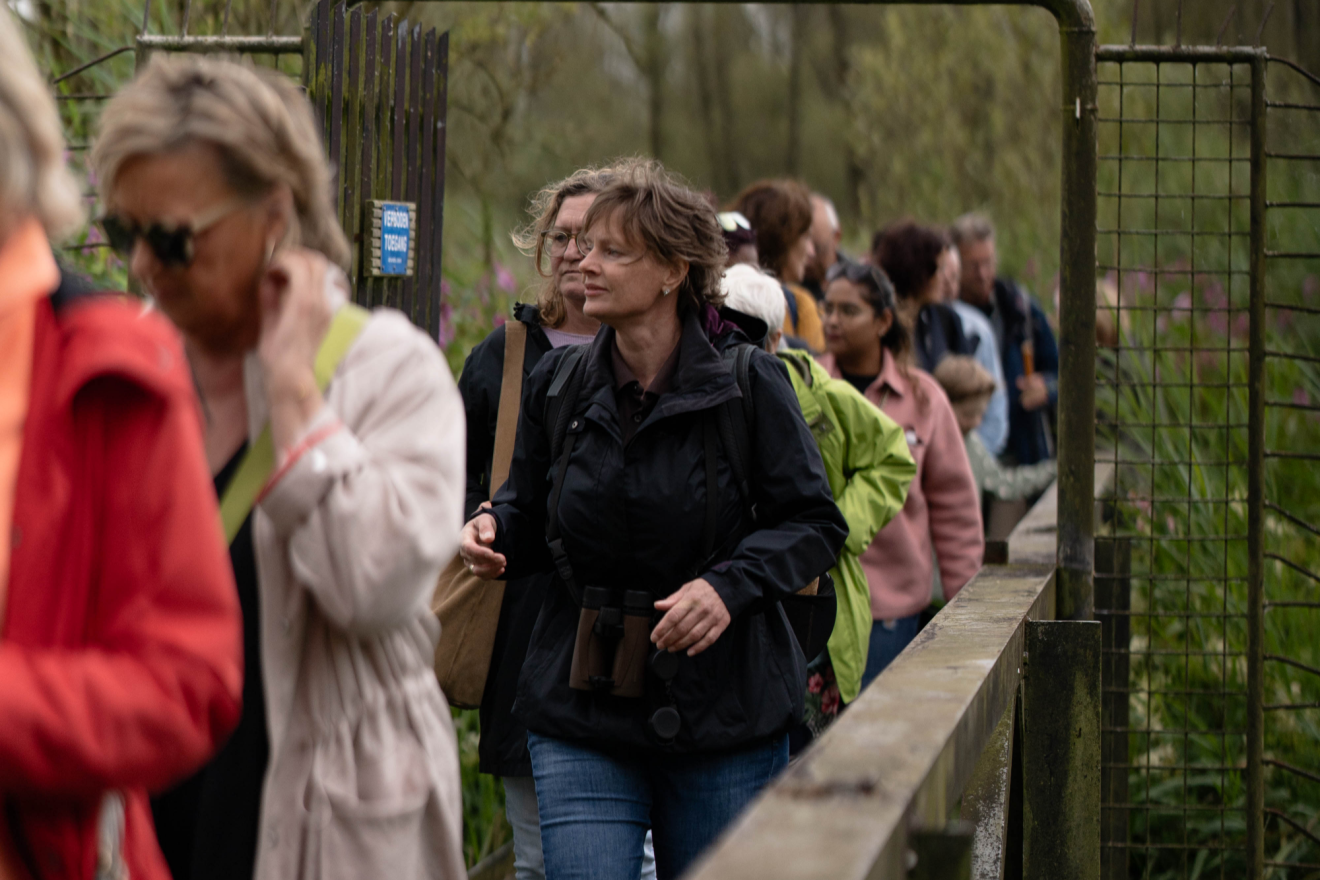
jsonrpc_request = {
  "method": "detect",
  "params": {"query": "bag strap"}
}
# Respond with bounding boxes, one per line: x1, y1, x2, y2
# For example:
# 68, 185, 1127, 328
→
543, 344, 590, 605
218, 303, 371, 544
489, 319, 527, 499
716, 343, 757, 522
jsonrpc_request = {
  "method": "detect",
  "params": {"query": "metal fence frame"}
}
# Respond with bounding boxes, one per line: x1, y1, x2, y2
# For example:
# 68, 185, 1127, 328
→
1092, 43, 1320, 880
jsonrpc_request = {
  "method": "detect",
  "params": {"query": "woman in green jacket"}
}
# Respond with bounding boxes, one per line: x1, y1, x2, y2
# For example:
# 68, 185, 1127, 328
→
721, 264, 915, 740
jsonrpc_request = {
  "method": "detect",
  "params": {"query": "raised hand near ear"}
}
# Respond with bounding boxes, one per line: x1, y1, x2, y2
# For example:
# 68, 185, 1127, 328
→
258, 247, 335, 453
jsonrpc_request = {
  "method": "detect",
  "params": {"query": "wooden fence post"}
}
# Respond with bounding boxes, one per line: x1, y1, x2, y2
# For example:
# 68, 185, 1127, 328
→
1022, 620, 1101, 880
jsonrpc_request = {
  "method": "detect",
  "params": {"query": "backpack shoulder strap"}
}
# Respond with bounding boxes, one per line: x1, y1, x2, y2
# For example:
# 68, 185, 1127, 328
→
543, 344, 590, 605
716, 343, 756, 520
218, 303, 370, 544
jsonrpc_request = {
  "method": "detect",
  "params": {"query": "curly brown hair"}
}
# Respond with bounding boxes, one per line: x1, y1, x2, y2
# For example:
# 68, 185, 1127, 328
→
871, 221, 950, 302
731, 179, 812, 280
510, 163, 621, 328
580, 159, 727, 318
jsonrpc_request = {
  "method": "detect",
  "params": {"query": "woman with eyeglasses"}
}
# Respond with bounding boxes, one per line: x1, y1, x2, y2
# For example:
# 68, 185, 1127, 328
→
92, 56, 466, 880
459, 160, 846, 880
456, 165, 657, 880
818, 261, 983, 687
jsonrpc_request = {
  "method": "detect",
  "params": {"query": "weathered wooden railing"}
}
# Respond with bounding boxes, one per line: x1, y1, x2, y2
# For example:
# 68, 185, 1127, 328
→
683, 465, 1115, 880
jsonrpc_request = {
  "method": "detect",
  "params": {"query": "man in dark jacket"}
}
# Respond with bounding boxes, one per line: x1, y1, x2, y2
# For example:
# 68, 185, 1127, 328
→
953, 213, 1058, 466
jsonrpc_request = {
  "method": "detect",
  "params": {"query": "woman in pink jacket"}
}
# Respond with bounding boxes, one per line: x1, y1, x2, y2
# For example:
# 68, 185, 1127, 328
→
818, 261, 983, 687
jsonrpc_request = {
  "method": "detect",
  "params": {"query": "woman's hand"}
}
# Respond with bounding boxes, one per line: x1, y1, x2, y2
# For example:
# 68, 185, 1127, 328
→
651, 578, 730, 657
459, 513, 507, 579
258, 247, 334, 452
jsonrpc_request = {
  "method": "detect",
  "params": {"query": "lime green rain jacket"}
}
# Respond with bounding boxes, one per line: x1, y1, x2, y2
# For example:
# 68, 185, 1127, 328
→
778, 350, 917, 703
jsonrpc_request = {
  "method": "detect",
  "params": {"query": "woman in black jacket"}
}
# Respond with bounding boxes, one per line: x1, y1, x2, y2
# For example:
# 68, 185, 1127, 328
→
458, 166, 639, 880
460, 159, 846, 880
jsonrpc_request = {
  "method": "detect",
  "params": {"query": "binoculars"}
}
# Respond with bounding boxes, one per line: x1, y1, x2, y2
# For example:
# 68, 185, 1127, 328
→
570, 587, 653, 697
569, 587, 683, 741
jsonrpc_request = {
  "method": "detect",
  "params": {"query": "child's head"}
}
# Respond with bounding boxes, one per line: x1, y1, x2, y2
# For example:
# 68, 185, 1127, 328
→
933, 355, 997, 435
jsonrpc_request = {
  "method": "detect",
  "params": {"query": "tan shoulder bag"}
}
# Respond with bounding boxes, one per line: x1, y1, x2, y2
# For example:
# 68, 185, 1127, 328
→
432, 320, 527, 708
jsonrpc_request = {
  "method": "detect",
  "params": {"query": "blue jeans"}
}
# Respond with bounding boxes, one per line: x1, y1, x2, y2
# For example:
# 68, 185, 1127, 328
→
527, 732, 788, 880
503, 775, 656, 880
860, 614, 922, 689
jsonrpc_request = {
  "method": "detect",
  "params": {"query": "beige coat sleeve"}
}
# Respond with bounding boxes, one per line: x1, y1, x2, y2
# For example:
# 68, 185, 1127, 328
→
259, 310, 465, 636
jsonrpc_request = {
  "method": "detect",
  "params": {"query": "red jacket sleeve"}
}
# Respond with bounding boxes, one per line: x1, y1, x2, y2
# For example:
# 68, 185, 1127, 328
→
921, 378, 985, 599
0, 377, 243, 797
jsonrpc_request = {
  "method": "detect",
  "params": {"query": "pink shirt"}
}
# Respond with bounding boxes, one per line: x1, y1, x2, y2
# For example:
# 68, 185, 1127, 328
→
820, 350, 983, 620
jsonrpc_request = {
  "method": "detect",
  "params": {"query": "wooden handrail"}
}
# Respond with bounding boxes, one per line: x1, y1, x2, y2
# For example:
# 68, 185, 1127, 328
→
682, 464, 1115, 880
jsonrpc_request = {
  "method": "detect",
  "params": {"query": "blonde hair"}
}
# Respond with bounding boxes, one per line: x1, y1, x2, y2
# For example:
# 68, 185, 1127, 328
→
720, 263, 785, 350
933, 355, 997, 426
511, 163, 620, 329
0, 6, 84, 241
92, 54, 349, 268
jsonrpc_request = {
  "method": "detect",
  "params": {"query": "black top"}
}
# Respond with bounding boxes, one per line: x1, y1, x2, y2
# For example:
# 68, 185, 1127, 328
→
839, 370, 879, 399
911, 302, 972, 373
490, 310, 847, 753
151, 444, 269, 880
457, 303, 556, 777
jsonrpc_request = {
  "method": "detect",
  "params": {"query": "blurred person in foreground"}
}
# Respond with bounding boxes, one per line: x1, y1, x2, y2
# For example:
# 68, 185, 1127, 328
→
872, 221, 972, 373
720, 263, 914, 745
941, 239, 1008, 456
0, 9, 242, 880
801, 193, 843, 302
460, 160, 846, 879
818, 261, 983, 687
459, 165, 656, 880
933, 356, 1056, 512
732, 179, 826, 351
93, 55, 466, 880
952, 213, 1058, 466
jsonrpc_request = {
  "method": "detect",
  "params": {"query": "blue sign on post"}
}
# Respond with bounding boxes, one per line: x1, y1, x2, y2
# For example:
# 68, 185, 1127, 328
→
365, 200, 416, 277
380, 203, 412, 275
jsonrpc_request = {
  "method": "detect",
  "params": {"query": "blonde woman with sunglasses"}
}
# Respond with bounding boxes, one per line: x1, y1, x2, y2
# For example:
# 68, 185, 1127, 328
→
93, 56, 466, 880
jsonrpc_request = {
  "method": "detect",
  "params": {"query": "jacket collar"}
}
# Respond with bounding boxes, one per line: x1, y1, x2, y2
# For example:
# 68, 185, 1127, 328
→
513, 301, 543, 327
819, 348, 907, 402
578, 309, 744, 435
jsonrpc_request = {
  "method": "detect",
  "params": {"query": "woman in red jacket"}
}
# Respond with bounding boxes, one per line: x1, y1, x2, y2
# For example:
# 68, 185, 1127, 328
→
0, 9, 243, 880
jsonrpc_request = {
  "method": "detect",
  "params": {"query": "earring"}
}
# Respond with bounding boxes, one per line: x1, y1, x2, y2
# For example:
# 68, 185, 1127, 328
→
662, 287, 671, 296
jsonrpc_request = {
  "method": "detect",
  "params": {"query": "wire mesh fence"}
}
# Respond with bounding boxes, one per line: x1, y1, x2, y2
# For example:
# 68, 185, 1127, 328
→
1258, 54, 1320, 880
1094, 44, 1320, 880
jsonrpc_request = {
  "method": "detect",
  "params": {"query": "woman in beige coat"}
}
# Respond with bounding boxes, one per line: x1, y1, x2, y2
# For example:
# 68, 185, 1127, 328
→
91, 57, 466, 880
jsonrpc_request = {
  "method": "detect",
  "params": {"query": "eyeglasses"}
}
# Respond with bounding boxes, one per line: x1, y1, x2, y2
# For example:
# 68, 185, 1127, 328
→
99, 198, 246, 269
541, 228, 586, 258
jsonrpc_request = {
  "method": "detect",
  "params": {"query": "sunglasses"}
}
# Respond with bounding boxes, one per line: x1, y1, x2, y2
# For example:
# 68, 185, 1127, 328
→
99, 198, 245, 268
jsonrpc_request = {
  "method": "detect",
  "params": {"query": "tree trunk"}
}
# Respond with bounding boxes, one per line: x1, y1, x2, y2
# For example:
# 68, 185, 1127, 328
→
643, 4, 666, 161
712, 6, 741, 193
786, 5, 806, 175
690, 7, 727, 194
827, 5, 863, 221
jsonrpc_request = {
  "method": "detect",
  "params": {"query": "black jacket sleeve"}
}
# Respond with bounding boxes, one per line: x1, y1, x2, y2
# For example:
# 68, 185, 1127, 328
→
701, 350, 848, 619
457, 325, 507, 519
486, 347, 563, 580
